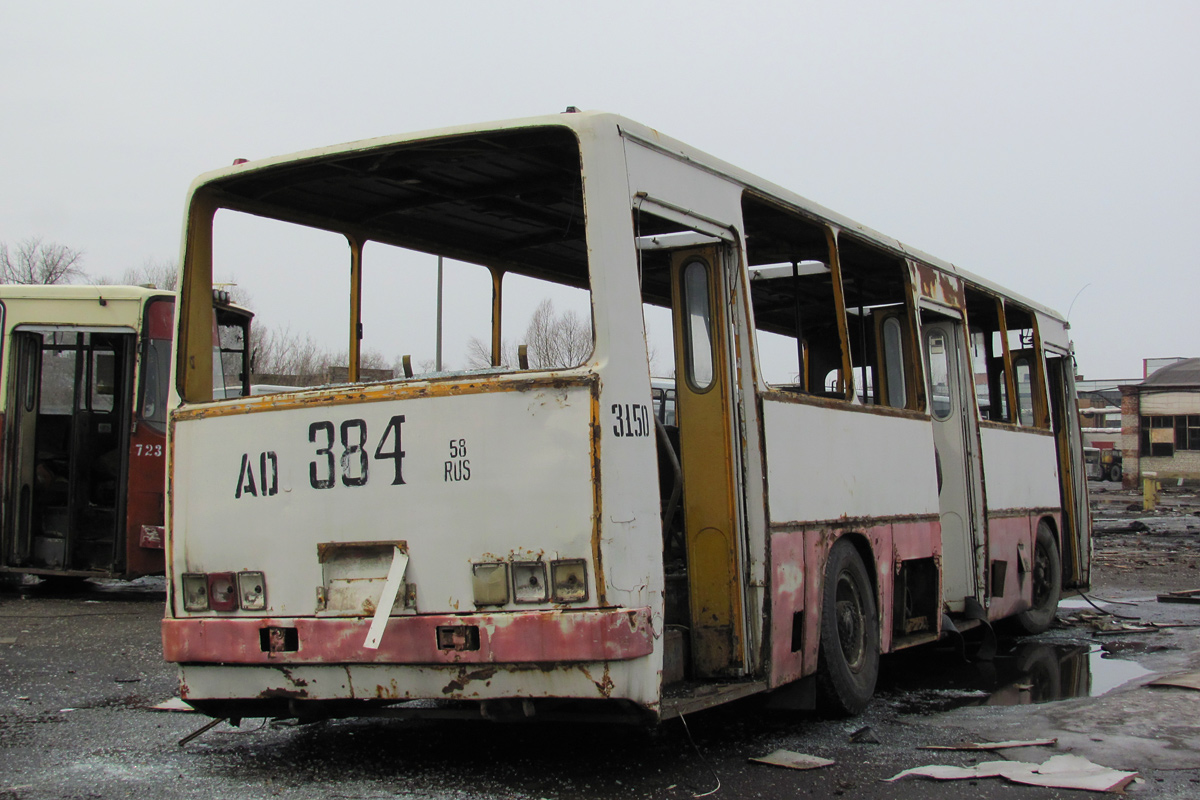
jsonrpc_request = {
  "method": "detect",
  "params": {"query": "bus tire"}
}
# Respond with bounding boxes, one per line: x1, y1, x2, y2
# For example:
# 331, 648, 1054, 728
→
817, 539, 879, 716
1013, 521, 1061, 635
1109, 464, 1122, 482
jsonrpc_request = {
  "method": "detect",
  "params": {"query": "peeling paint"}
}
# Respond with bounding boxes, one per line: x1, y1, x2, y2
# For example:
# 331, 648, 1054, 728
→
442, 666, 498, 695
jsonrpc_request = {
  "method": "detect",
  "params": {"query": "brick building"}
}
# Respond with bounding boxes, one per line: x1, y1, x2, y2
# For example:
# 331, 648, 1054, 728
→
1120, 358, 1200, 487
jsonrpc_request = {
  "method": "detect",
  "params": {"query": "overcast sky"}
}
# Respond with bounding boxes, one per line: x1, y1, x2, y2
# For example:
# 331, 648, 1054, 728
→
1, 1, 1195, 380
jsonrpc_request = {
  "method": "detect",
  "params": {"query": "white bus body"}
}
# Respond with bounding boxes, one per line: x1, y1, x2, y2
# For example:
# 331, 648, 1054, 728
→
163, 112, 1090, 722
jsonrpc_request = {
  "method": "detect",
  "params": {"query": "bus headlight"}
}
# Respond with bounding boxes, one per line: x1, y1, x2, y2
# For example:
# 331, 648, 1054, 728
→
551, 559, 588, 602
182, 573, 210, 611
472, 563, 509, 606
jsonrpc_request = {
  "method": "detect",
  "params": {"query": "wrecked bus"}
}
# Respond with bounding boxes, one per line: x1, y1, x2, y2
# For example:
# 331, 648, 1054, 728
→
0, 285, 251, 583
162, 111, 1091, 723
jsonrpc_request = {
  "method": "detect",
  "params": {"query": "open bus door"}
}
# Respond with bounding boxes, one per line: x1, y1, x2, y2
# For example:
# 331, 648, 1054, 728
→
3, 328, 135, 575
921, 313, 987, 614
668, 245, 748, 679
1046, 354, 1091, 587
7, 332, 41, 567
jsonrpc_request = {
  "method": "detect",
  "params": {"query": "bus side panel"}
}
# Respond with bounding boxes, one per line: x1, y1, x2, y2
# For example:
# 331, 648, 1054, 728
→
761, 399, 940, 524
122, 422, 165, 576
978, 426, 1062, 620
978, 427, 1061, 510
768, 530, 806, 687
983, 513, 1035, 619
762, 399, 941, 685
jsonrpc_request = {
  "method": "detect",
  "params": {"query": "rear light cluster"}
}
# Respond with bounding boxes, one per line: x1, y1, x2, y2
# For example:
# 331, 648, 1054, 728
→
182, 571, 266, 612
472, 559, 588, 607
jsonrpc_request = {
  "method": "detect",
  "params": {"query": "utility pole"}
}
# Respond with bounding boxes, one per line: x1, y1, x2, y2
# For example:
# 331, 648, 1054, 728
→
435, 255, 443, 372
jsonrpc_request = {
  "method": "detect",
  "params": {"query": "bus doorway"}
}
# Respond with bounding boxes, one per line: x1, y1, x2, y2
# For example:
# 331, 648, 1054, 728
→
921, 314, 986, 613
668, 246, 747, 679
1046, 353, 1091, 586
5, 328, 135, 575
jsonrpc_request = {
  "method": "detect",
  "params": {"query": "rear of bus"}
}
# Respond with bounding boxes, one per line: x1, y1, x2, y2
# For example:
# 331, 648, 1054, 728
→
162, 118, 663, 721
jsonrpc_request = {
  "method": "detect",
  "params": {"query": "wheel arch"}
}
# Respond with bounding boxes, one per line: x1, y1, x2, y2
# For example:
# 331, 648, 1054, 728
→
1038, 513, 1061, 553
834, 530, 879, 599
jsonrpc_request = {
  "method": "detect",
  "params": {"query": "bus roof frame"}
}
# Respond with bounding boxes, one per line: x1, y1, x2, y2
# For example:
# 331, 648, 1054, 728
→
182, 110, 1070, 336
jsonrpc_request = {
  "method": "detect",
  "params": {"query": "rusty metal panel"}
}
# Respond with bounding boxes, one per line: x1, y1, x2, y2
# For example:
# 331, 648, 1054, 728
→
909, 260, 966, 311
163, 606, 655, 665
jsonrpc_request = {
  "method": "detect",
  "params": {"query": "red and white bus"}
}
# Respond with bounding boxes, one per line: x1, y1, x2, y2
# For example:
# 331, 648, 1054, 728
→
162, 111, 1090, 722
0, 285, 250, 582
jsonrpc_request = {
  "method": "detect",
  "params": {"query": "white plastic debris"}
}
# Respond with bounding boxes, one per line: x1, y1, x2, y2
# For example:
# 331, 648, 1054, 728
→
149, 697, 197, 712
749, 749, 835, 770
920, 738, 1058, 751
888, 754, 1136, 793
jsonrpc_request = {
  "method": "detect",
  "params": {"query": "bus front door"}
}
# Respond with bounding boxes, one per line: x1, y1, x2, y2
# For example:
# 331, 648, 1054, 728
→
669, 246, 747, 678
3, 330, 135, 576
922, 315, 987, 614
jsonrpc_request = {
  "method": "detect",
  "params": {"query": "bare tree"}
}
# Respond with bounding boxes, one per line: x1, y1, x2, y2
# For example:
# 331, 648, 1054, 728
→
464, 298, 592, 370
0, 237, 85, 284
523, 298, 591, 369
465, 335, 505, 369
119, 258, 179, 290
250, 325, 334, 385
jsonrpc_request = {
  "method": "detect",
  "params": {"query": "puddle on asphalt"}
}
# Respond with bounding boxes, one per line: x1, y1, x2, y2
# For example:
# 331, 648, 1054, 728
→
880, 642, 1153, 715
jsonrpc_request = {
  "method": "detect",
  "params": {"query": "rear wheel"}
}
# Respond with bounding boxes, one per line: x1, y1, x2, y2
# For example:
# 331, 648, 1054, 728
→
817, 539, 879, 715
1013, 521, 1061, 634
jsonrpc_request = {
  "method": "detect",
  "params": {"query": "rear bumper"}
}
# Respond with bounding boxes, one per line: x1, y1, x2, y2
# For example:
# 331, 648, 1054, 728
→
163, 606, 655, 665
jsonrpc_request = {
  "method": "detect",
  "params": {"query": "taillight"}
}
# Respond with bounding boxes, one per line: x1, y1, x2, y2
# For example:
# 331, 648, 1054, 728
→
472, 558, 590, 606
207, 572, 237, 611
238, 571, 267, 610
181, 573, 209, 611
512, 561, 548, 604
551, 559, 588, 602
181, 570, 268, 612
471, 563, 509, 606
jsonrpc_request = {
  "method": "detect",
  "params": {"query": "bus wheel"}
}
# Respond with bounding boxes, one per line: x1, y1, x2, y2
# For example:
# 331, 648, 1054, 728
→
817, 539, 879, 716
1109, 464, 1122, 482
1013, 521, 1062, 635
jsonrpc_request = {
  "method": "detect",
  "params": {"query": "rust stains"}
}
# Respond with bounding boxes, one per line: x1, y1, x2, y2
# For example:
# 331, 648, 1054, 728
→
278, 667, 308, 687
172, 373, 599, 421
910, 261, 965, 310
441, 666, 498, 695
578, 664, 614, 698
